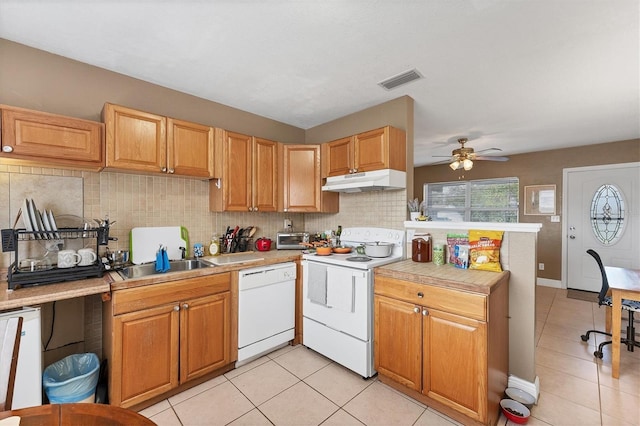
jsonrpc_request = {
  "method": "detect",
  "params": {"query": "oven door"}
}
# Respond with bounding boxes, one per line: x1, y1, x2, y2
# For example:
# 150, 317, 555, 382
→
302, 260, 371, 341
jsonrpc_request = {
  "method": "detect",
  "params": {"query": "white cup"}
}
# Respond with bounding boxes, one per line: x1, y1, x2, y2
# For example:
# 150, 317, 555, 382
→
78, 248, 98, 266
57, 250, 81, 268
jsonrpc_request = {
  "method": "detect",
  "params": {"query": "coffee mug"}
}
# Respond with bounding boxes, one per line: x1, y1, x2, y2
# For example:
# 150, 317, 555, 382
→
78, 248, 98, 266
58, 249, 81, 268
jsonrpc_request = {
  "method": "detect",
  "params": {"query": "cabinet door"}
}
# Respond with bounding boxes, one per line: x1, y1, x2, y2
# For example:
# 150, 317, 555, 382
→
252, 137, 278, 212
422, 308, 487, 422
0, 106, 104, 170
322, 136, 353, 177
354, 127, 388, 173
374, 295, 422, 391
103, 103, 167, 173
167, 118, 214, 178
282, 144, 322, 212
221, 131, 252, 211
113, 303, 179, 408
180, 292, 231, 383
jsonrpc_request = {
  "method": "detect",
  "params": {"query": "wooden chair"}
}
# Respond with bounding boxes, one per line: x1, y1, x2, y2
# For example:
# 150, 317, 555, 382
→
0, 317, 23, 411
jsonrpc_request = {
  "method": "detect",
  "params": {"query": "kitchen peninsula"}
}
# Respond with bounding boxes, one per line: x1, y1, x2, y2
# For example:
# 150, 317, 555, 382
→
404, 221, 541, 400
374, 261, 509, 426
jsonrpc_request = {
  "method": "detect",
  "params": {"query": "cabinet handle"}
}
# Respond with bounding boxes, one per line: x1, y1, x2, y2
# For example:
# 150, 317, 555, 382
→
417, 292, 424, 298
422, 309, 429, 316
2, 146, 13, 153
173, 305, 180, 311
182, 303, 189, 310
413, 307, 420, 313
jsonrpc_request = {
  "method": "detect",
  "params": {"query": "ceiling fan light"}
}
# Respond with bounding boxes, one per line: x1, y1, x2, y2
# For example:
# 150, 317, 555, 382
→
450, 160, 460, 170
463, 159, 473, 170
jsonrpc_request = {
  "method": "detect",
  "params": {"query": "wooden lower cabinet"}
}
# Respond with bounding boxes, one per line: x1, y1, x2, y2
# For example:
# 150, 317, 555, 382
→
374, 274, 508, 426
104, 273, 233, 408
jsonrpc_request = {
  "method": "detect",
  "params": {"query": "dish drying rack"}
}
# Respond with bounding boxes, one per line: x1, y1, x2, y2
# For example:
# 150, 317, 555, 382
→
1, 226, 111, 290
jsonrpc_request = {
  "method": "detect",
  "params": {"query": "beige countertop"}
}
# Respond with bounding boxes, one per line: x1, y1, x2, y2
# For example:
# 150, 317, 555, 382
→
1, 250, 304, 310
374, 259, 509, 294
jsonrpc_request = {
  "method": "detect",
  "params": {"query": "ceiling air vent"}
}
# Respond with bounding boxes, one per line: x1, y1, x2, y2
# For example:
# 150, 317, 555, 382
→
378, 69, 423, 90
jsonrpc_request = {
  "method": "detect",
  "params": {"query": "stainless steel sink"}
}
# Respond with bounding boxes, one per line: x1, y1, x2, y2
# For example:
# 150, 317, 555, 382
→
118, 259, 215, 279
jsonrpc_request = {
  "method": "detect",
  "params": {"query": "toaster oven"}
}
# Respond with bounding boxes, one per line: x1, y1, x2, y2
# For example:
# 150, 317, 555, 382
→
276, 232, 310, 250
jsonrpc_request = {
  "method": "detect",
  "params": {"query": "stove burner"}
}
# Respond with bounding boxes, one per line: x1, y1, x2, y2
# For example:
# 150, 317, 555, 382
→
346, 256, 372, 262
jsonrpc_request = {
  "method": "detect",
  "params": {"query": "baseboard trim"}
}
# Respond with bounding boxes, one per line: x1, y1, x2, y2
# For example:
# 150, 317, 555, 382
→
508, 374, 540, 403
537, 278, 561, 288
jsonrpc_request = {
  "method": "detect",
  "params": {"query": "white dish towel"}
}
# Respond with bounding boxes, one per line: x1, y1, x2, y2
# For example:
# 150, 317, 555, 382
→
326, 267, 354, 313
307, 262, 327, 305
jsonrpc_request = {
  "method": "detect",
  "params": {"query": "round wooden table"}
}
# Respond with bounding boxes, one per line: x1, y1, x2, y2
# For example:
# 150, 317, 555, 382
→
0, 403, 155, 425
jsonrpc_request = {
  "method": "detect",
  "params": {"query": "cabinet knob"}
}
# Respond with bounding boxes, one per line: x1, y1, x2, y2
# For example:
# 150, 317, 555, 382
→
168, 169, 175, 174
173, 305, 180, 311
417, 292, 424, 298
413, 307, 420, 313
422, 309, 429, 316
254, 207, 258, 211
349, 168, 354, 174
2, 146, 13, 153
161, 167, 168, 173
248, 207, 253, 212
182, 303, 189, 310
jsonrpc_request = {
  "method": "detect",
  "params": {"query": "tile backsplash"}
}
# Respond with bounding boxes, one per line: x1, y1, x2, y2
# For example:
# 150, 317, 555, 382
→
1, 164, 408, 359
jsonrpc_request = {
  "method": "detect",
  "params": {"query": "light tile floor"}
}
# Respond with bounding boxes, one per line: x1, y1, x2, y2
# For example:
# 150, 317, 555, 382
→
140, 286, 640, 425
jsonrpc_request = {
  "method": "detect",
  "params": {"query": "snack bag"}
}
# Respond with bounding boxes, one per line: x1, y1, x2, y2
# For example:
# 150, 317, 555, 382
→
468, 230, 504, 272
454, 244, 470, 269
447, 233, 468, 264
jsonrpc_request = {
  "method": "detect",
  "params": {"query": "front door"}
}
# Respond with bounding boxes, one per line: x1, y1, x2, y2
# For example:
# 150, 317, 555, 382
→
564, 163, 640, 291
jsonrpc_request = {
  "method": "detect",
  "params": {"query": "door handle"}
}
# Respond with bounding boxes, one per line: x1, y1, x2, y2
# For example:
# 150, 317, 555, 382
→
569, 235, 576, 239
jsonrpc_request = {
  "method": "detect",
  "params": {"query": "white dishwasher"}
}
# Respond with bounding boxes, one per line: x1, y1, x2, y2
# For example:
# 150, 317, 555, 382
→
237, 262, 296, 366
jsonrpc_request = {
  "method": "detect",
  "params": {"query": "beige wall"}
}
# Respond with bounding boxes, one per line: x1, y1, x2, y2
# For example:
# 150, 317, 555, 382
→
414, 139, 640, 281
0, 38, 304, 143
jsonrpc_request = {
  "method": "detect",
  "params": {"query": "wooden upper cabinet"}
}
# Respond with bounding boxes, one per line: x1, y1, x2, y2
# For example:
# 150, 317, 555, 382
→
167, 118, 214, 178
210, 131, 278, 212
252, 137, 279, 212
103, 103, 214, 178
0, 105, 104, 171
322, 136, 353, 177
281, 144, 338, 213
103, 103, 166, 173
322, 126, 406, 178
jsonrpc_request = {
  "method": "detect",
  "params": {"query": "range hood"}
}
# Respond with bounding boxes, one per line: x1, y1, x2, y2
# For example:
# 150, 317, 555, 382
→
322, 169, 406, 193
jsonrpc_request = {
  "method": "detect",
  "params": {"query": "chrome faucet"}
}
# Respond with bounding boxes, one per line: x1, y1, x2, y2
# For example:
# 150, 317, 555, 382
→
179, 246, 186, 259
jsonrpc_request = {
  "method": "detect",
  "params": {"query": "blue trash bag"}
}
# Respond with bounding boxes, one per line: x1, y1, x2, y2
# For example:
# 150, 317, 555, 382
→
43, 353, 100, 403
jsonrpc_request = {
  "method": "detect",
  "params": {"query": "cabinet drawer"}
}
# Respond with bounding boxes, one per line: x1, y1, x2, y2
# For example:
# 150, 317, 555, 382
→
113, 273, 231, 315
374, 276, 486, 321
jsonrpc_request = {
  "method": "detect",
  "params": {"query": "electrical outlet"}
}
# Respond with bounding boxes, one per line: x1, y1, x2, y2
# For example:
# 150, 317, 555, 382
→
538, 263, 544, 271
284, 219, 292, 229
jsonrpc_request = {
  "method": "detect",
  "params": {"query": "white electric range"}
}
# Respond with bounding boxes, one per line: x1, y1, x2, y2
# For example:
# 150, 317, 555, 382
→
301, 227, 404, 378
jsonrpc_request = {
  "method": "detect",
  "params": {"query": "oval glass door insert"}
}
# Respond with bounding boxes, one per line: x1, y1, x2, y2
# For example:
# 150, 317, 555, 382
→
590, 184, 625, 245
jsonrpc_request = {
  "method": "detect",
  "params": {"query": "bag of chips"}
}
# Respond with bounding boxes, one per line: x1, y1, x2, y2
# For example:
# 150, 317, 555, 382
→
468, 230, 504, 272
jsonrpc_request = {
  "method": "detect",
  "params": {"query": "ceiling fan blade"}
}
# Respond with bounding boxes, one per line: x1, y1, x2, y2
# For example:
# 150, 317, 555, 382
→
475, 147, 503, 154
475, 156, 509, 162
432, 155, 454, 158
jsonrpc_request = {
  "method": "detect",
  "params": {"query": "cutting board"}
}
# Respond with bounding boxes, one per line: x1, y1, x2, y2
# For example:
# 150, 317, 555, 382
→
130, 226, 189, 264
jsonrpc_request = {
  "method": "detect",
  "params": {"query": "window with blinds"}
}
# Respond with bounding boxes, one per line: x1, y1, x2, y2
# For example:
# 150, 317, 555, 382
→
424, 178, 519, 222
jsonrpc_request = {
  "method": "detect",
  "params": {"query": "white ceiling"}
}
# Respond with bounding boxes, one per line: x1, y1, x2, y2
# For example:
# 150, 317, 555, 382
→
1, 1, 638, 166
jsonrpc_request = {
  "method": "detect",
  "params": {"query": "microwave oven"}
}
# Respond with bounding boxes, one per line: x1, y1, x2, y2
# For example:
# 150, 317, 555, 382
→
276, 232, 310, 250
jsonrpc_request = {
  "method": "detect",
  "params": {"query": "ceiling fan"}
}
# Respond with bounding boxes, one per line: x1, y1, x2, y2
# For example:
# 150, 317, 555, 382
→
435, 138, 509, 170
